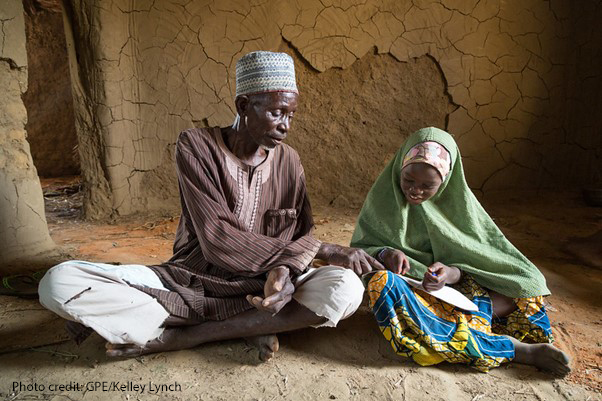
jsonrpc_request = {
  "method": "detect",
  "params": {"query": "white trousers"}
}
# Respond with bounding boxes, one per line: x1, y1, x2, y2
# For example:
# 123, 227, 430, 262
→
38, 261, 364, 346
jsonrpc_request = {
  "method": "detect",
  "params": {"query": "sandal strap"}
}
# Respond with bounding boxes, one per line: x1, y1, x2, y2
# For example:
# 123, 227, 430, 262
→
2, 276, 16, 291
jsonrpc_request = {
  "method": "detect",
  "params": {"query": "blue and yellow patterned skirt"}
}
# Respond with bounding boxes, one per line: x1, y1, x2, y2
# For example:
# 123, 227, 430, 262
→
367, 271, 553, 372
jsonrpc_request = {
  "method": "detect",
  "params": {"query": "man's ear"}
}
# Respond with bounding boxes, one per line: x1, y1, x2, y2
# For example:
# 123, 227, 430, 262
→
235, 95, 250, 116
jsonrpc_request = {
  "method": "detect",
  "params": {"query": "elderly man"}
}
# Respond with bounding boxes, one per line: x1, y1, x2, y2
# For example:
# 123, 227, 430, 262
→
38, 51, 383, 360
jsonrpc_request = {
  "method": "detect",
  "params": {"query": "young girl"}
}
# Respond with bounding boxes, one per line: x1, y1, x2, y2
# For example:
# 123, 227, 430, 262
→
351, 127, 570, 374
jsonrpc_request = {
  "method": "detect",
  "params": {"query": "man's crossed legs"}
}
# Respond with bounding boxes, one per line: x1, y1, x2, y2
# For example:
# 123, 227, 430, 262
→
38, 261, 364, 360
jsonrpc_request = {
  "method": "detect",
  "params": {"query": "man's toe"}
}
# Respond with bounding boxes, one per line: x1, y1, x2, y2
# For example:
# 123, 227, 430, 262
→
259, 348, 274, 362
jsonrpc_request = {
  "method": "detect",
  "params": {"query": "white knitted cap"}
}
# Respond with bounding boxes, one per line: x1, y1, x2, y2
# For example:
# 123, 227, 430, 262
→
235, 51, 298, 97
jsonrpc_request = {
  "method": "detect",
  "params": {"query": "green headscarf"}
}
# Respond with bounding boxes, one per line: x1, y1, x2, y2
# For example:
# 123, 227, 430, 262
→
350, 127, 550, 298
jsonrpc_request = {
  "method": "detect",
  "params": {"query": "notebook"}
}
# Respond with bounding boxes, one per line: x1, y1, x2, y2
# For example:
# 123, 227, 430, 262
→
396, 274, 479, 312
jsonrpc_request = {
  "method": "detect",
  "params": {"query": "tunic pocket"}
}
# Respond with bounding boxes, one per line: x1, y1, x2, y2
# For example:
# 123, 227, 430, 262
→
263, 208, 298, 239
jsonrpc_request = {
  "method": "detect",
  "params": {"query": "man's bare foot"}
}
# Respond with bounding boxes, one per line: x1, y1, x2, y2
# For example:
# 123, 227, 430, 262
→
105, 328, 183, 358
244, 334, 279, 361
106, 329, 281, 361
511, 340, 571, 376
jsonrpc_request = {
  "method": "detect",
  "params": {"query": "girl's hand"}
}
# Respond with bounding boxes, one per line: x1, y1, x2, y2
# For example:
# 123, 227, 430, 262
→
422, 262, 462, 291
381, 249, 411, 275
422, 262, 449, 291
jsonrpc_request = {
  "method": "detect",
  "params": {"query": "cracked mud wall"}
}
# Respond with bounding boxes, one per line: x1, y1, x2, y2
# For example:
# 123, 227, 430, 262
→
22, 0, 79, 177
61, 0, 114, 219
64, 0, 602, 217
0, 0, 55, 270
289, 51, 454, 207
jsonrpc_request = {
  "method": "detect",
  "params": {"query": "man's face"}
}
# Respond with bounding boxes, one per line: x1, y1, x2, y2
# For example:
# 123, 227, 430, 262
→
400, 163, 443, 205
245, 92, 298, 150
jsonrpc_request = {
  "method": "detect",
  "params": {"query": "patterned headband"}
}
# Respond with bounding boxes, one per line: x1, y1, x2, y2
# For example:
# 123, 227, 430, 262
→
402, 141, 451, 180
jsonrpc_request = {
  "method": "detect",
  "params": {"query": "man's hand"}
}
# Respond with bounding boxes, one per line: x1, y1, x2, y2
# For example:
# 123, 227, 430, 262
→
316, 243, 385, 275
381, 249, 411, 275
422, 262, 461, 292
246, 266, 294, 315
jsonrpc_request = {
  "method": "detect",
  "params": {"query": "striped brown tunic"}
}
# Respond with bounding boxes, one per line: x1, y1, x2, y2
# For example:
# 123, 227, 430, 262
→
144, 128, 321, 322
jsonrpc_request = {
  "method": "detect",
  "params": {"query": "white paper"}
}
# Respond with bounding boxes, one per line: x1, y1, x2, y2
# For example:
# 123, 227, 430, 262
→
397, 274, 479, 312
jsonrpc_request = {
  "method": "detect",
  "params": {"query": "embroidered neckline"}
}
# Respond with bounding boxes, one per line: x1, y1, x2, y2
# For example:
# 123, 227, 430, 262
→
211, 127, 270, 232
212, 127, 275, 173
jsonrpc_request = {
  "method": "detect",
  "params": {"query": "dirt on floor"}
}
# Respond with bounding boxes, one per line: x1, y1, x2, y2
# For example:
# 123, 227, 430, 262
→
0, 179, 600, 401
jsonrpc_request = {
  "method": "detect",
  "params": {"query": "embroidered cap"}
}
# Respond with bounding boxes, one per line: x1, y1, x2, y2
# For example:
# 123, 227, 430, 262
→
235, 51, 298, 97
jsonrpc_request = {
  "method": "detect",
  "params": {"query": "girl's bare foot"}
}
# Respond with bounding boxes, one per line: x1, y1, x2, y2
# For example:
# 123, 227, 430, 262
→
510, 338, 571, 376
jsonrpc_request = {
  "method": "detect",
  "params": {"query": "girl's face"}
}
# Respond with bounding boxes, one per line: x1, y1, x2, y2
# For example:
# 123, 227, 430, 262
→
400, 163, 443, 205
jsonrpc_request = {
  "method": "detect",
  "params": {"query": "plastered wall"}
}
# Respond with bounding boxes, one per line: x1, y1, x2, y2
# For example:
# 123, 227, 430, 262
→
64, 0, 602, 217
0, 0, 55, 268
